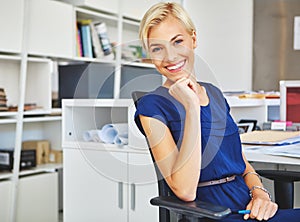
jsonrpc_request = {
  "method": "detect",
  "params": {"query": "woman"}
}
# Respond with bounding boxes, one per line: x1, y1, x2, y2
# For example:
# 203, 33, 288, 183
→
134, 2, 300, 221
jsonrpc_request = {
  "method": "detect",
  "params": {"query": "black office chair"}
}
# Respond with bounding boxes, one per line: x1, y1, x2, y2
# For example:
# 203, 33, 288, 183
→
256, 170, 300, 209
132, 91, 231, 222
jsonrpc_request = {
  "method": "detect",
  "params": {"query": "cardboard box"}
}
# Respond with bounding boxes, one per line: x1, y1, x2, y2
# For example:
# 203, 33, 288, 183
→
49, 150, 63, 163
22, 140, 50, 165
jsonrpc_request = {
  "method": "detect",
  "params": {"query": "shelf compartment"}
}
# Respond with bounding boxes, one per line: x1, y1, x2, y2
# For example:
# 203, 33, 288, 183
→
75, 7, 118, 59
62, 99, 131, 144
25, 61, 52, 113
58, 62, 115, 103
0, 124, 16, 148
23, 121, 62, 151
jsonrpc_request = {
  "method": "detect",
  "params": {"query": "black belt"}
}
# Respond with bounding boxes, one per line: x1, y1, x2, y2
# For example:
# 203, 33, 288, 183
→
198, 175, 236, 187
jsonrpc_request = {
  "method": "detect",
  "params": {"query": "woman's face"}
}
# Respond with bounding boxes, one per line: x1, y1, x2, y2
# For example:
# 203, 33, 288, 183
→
147, 15, 197, 84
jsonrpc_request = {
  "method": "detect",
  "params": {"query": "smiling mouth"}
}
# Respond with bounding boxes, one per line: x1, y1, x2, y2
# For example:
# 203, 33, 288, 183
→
165, 60, 185, 72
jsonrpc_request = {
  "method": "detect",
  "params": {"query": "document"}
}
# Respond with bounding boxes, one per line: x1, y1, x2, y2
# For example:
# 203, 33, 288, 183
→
240, 130, 300, 146
263, 144, 300, 158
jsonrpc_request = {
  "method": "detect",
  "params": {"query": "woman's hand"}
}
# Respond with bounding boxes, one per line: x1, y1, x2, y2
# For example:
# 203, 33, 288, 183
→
168, 77, 200, 109
244, 190, 278, 221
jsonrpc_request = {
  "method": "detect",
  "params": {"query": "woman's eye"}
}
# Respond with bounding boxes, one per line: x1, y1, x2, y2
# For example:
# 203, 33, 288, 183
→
151, 47, 162, 53
174, 39, 183, 45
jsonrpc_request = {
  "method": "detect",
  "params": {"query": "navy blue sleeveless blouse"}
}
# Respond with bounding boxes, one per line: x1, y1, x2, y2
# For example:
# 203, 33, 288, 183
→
134, 82, 300, 221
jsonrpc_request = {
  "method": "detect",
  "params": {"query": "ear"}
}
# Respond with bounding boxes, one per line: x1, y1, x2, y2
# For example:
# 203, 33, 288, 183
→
191, 31, 197, 49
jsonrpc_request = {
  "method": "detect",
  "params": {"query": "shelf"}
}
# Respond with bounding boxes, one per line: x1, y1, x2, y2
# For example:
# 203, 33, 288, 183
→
27, 56, 52, 63
72, 56, 116, 64
0, 112, 18, 117
0, 171, 13, 180
23, 109, 52, 116
76, 7, 118, 22
63, 98, 132, 107
0, 54, 21, 61
121, 60, 155, 68
63, 141, 148, 154
226, 96, 280, 108
122, 17, 140, 27
0, 112, 17, 124
0, 119, 17, 124
23, 116, 62, 123
18, 163, 63, 177
226, 96, 267, 107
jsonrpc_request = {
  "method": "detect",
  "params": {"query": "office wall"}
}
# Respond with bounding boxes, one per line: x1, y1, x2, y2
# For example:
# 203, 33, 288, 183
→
253, 0, 300, 91
183, 0, 253, 91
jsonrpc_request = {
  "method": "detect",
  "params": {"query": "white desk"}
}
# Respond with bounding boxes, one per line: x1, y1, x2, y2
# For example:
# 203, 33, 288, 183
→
244, 148, 300, 166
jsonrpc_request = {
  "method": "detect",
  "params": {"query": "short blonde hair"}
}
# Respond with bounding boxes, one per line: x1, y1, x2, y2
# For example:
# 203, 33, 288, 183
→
139, 2, 196, 51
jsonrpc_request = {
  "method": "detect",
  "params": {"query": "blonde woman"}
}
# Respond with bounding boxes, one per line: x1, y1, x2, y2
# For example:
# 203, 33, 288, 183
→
134, 2, 300, 221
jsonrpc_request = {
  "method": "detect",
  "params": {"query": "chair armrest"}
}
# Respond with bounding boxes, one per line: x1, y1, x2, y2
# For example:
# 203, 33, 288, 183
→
257, 170, 300, 182
150, 196, 231, 220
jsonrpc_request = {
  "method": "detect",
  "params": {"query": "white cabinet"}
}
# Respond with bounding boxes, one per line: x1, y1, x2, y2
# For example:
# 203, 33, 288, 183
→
64, 148, 128, 222
62, 99, 159, 222
64, 148, 159, 222
128, 153, 158, 222
27, 0, 73, 58
0, 180, 12, 222
0, 0, 23, 53
16, 172, 58, 222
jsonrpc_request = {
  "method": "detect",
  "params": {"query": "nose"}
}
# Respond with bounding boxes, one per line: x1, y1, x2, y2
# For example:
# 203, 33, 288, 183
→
164, 45, 177, 62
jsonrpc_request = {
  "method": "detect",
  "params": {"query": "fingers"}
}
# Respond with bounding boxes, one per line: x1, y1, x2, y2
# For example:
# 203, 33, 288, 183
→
243, 202, 252, 220
246, 198, 278, 221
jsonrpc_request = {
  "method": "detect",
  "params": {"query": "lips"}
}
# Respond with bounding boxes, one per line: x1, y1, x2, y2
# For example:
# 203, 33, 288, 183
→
165, 60, 185, 72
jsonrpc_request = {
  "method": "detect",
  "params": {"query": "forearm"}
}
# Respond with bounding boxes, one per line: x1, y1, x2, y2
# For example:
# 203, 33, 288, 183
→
171, 106, 201, 200
242, 153, 270, 199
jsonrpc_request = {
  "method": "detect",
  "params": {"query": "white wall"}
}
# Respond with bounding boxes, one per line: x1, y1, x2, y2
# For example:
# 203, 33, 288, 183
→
183, 0, 253, 91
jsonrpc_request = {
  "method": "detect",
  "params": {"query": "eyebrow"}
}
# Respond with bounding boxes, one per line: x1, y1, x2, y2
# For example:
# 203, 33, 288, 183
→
149, 34, 183, 48
170, 34, 182, 42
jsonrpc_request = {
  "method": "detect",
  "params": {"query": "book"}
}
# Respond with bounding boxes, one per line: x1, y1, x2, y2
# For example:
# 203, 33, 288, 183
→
90, 22, 104, 58
76, 23, 83, 57
79, 20, 93, 58
94, 22, 114, 59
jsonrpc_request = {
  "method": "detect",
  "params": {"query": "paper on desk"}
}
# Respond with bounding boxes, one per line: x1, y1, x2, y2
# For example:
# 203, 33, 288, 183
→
263, 144, 300, 158
240, 130, 300, 146
243, 143, 300, 158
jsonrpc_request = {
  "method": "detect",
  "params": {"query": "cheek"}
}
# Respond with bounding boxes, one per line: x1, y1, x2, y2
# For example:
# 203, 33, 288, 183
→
151, 58, 164, 68
180, 45, 193, 57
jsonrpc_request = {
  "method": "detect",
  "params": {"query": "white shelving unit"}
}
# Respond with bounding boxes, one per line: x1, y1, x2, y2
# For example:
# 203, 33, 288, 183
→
0, 0, 165, 221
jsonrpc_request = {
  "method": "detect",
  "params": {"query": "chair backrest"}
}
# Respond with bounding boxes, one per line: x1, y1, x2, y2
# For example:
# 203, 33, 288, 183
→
132, 91, 174, 222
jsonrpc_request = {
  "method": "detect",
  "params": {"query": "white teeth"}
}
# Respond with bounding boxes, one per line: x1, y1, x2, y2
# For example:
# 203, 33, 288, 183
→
167, 61, 184, 70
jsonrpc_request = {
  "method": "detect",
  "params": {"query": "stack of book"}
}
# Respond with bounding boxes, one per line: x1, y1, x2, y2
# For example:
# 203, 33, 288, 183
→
0, 88, 8, 111
76, 20, 114, 60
